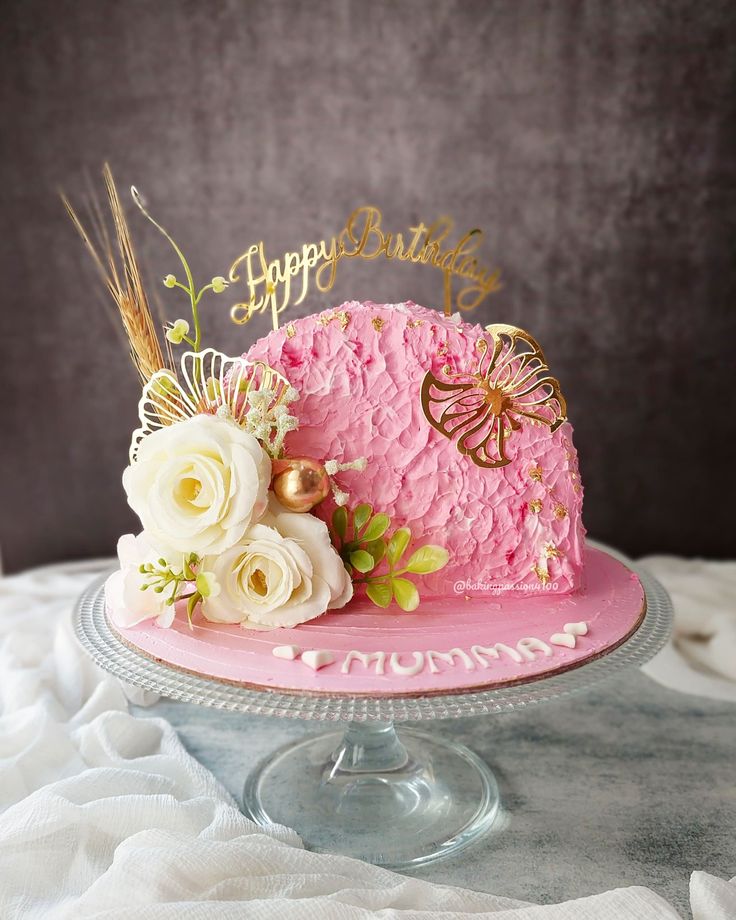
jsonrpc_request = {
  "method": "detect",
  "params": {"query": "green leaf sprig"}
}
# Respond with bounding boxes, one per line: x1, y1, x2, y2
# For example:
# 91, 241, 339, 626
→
331, 504, 449, 612
131, 187, 229, 352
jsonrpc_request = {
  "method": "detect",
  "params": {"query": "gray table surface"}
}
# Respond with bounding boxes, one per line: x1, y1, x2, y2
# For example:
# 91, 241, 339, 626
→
135, 671, 735, 916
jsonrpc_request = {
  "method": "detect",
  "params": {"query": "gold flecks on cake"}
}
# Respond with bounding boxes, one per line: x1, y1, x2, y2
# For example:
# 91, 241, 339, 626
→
554, 503, 568, 520
544, 542, 563, 559
529, 499, 543, 514
437, 342, 448, 357
316, 310, 351, 331
372, 317, 385, 332
407, 319, 424, 328
532, 563, 550, 585
285, 323, 296, 339
529, 465, 543, 482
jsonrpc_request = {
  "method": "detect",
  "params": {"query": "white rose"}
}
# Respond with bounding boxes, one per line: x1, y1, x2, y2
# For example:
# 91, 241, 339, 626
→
201, 498, 353, 629
105, 533, 175, 628
123, 414, 271, 556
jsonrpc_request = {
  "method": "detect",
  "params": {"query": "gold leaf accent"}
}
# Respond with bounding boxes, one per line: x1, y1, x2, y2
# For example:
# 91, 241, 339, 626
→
285, 323, 296, 339
544, 542, 563, 559
554, 503, 568, 520
529, 499, 543, 514
317, 310, 351, 331
371, 316, 385, 332
407, 319, 424, 328
420, 324, 567, 469
532, 563, 550, 584
529, 465, 543, 482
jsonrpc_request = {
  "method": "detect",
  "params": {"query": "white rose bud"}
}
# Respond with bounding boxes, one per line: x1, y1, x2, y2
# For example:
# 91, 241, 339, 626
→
123, 414, 271, 557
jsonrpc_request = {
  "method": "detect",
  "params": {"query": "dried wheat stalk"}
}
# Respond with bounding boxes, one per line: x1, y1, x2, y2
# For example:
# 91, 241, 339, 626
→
62, 164, 169, 384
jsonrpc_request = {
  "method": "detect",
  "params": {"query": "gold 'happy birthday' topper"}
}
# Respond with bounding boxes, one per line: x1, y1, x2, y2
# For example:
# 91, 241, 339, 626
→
228, 206, 502, 330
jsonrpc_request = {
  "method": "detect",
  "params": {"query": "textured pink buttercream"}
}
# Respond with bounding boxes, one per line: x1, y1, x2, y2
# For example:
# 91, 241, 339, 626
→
245, 302, 585, 598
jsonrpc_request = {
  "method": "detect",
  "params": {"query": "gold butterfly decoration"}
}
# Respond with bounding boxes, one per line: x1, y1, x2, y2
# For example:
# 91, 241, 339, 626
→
420, 324, 567, 469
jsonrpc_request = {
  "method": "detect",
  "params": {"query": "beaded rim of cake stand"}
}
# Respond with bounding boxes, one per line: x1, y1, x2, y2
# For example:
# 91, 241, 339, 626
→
73, 544, 672, 723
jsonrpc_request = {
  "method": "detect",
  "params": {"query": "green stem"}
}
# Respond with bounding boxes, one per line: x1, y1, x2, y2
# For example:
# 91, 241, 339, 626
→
131, 187, 202, 349
192, 304, 201, 350
194, 284, 213, 305
353, 574, 390, 586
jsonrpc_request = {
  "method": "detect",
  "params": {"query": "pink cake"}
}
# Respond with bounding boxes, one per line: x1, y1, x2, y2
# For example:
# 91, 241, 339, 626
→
108, 301, 646, 696
246, 302, 585, 598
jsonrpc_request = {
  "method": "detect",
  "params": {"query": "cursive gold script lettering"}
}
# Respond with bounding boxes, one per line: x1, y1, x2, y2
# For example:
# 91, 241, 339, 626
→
228, 206, 501, 330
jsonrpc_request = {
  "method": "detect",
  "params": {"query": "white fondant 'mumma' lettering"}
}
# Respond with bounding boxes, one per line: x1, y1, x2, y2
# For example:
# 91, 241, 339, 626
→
517, 637, 553, 661
389, 651, 425, 676
426, 648, 475, 674
471, 643, 523, 666
341, 650, 387, 675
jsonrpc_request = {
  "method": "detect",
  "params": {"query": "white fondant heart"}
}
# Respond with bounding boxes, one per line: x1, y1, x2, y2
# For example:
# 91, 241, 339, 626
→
272, 644, 301, 660
550, 633, 576, 648
301, 649, 335, 671
563, 621, 588, 636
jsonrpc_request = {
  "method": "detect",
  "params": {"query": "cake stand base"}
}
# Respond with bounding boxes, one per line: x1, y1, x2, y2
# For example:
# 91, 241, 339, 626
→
74, 549, 673, 869
243, 721, 500, 869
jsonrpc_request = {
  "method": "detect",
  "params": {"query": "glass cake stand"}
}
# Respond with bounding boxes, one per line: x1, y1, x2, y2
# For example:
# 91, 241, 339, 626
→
73, 546, 672, 870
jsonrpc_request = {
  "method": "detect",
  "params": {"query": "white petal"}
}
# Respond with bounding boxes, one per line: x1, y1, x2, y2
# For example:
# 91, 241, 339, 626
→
268, 498, 352, 608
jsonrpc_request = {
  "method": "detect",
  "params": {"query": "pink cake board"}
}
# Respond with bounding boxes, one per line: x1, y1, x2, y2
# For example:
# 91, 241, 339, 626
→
109, 547, 645, 698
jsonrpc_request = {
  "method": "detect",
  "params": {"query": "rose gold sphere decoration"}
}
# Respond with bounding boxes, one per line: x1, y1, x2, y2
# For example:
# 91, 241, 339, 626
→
271, 458, 331, 512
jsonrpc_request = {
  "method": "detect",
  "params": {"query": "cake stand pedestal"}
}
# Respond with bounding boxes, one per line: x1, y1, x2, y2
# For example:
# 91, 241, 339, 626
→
73, 550, 672, 870
244, 721, 499, 866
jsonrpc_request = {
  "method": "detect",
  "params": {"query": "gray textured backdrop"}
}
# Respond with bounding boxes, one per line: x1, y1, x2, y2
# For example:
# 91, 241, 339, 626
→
1, 0, 735, 572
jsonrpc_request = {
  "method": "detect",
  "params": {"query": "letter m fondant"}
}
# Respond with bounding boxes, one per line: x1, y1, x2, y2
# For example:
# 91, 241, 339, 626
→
341, 651, 387, 675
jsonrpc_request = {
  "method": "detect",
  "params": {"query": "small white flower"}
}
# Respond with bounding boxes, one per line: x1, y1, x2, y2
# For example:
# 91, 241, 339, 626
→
124, 414, 272, 557
201, 498, 352, 630
163, 274, 177, 288
211, 276, 228, 293
105, 533, 176, 628
165, 318, 190, 344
